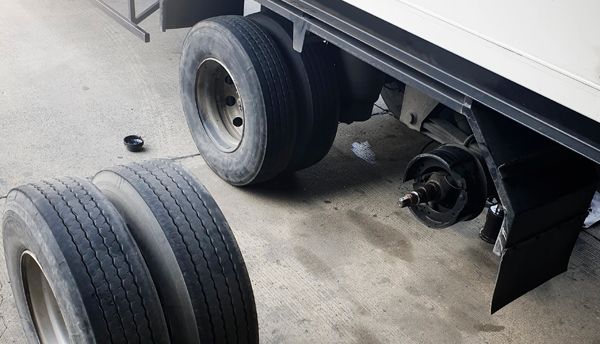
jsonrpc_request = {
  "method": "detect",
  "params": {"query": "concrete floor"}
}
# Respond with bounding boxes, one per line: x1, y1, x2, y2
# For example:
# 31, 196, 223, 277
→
1, 0, 600, 343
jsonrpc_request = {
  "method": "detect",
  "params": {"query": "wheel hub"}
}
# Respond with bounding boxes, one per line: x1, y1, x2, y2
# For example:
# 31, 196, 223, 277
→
401, 144, 487, 228
196, 58, 245, 152
21, 251, 69, 344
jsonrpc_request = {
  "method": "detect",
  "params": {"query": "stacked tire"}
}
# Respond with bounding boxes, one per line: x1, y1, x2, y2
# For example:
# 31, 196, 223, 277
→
180, 14, 340, 186
2, 160, 258, 343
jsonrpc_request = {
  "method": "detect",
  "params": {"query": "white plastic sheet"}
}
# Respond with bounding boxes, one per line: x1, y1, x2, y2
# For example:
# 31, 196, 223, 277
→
351, 141, 376, 164
583, 191, 600, 229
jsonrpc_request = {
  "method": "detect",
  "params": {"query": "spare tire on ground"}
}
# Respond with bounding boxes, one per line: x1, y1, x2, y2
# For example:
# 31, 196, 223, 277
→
2, 177, 169, 344
93, 160, 258, 344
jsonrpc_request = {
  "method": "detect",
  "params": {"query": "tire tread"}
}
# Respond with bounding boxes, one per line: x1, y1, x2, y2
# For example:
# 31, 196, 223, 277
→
21, 177, 164, 343
106, 160, 258, 343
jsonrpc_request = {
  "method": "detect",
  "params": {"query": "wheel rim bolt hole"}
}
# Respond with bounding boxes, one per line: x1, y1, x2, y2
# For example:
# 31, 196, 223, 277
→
233, 117, 243, 127
225, 96, 236, 106
224, 75, 234, 85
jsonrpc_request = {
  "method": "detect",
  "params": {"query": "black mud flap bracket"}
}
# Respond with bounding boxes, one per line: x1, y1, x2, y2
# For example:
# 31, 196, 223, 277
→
160, 0, 243, 31
466, 102, 598, 313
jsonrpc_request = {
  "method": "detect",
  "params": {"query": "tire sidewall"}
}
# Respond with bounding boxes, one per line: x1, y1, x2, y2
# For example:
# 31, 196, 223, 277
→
3, 190, 93, 344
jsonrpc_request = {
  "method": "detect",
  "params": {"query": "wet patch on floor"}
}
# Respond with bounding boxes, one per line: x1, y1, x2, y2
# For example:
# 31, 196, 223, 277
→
351, 325, 383, 344
347, 209, 414, 262
473, 323, 505, 333
293, 246, 335, 280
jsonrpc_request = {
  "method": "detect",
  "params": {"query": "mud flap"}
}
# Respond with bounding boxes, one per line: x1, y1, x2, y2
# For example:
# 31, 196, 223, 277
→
160, 0, 243, 31
466, 103, 598, 313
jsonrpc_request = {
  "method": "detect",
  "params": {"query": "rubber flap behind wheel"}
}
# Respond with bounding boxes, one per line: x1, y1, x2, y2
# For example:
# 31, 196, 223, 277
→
93, 160, 258, 344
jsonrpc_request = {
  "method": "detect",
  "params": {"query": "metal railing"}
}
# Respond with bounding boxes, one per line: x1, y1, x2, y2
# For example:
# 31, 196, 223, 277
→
94, 0, 159, 42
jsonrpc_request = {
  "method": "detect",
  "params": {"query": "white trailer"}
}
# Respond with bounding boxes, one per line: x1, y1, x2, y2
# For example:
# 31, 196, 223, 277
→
344, 0, 600, 121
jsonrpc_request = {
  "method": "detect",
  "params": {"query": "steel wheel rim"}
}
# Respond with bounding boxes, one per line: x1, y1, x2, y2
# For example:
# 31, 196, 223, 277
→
196, 58, 245, 152
21, 251, 69, 344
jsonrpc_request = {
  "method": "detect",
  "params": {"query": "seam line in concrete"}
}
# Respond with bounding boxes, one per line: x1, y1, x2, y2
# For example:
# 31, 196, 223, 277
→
581, 229, 600, 243
0, 154, 203, 201
171, 153, 201, 161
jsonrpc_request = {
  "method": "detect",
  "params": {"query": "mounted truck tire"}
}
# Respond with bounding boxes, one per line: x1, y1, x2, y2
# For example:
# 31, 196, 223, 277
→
248, 12, 340, 172
93, 160, 258, 344
2, 177, 169, 344
180, 15, 297, 186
